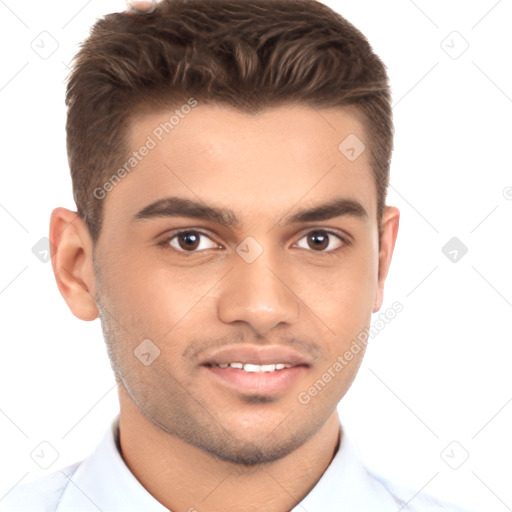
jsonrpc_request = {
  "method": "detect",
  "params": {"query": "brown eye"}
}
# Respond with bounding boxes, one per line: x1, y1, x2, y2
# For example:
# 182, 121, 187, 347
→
163, 230, 220, 253
295, 229, 345, 253
307, 231, 329, 251
177, 232, 201, 251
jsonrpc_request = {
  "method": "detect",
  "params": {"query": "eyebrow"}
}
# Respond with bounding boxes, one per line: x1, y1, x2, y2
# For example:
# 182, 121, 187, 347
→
132, 196, 369, 228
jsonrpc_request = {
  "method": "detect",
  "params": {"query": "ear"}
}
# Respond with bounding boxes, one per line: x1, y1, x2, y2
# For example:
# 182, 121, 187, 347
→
49, 207, 99, 321
373, 206, 400, 313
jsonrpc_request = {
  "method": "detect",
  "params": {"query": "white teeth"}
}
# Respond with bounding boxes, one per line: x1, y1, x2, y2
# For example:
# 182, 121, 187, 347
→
212, 362, 292, 372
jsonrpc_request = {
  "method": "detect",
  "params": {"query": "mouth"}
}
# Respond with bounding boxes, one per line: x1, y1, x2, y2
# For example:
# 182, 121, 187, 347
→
198, 344, 313, 395
201, 360, 309, 395
205, 362, 294, 372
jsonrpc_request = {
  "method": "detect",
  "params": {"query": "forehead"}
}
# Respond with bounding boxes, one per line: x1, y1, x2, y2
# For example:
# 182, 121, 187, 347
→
129, 103, 368, 164
102, 103, 376, 229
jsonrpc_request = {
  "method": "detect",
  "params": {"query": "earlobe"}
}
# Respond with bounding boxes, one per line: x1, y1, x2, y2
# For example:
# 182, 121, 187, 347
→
373, 206, 400, 313
49, 208, 99, 321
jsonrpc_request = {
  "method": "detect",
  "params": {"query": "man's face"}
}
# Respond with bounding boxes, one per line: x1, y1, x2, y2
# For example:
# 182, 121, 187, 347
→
92, 104, 390, 465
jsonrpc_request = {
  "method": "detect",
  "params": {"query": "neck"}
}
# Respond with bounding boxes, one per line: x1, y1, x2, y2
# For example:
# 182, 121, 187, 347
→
117, 388, 342, 512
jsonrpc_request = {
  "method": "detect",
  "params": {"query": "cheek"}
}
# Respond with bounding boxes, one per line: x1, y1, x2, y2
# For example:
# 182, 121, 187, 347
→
98, 249, 221, 333
300, 248, 378, 327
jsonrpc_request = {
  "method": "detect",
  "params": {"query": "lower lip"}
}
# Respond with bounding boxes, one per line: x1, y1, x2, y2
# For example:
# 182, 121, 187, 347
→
202, 365, 307, 395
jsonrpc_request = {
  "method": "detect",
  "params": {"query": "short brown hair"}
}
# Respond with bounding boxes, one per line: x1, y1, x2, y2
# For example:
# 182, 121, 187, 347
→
65, 0, 393, 243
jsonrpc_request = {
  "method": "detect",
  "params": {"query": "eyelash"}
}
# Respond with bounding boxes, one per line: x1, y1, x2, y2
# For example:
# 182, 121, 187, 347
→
158, 228, 352, 257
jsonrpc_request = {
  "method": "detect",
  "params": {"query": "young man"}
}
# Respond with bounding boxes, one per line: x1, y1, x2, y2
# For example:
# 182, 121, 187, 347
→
2, 0, 471, 510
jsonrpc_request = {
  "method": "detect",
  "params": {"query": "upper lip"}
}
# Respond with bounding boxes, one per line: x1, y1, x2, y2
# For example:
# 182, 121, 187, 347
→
200, 345, 313, 367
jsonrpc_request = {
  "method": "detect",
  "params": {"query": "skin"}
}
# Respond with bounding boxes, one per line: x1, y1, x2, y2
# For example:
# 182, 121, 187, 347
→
50, 103, 399, 512
126, 0, 157, 14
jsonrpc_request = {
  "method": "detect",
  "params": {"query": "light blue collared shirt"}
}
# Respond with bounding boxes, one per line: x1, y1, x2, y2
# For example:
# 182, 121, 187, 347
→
0, 414, 472, 511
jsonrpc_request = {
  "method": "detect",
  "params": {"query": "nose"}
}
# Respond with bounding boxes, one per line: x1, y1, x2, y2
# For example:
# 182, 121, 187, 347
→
217, 247, 300, 335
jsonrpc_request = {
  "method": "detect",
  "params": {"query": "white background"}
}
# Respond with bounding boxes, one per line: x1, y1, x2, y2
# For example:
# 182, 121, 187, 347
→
0, 1, 511, 510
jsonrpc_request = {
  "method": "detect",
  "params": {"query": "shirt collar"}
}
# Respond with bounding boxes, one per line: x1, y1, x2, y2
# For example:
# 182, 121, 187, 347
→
57, 415, 168, 511
291, 425, 400, 511
57, 414, 399, 511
